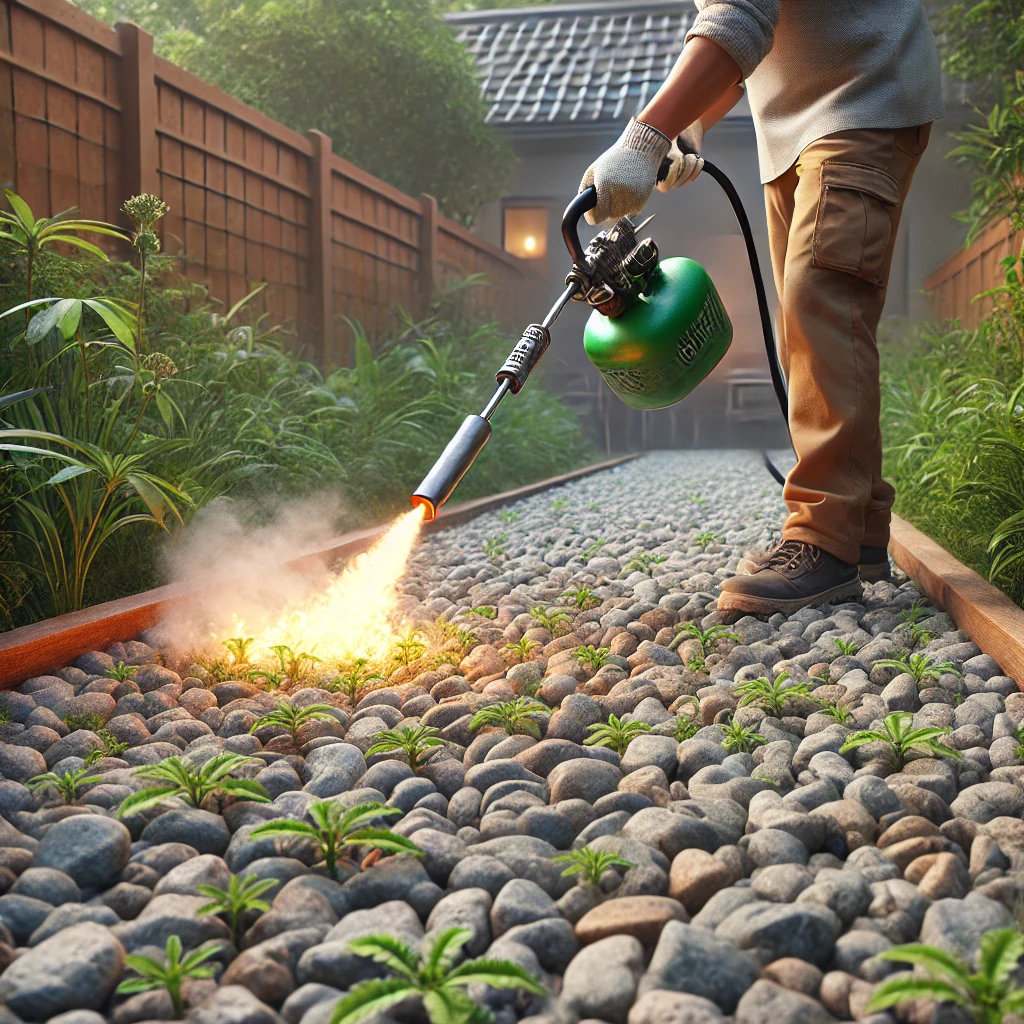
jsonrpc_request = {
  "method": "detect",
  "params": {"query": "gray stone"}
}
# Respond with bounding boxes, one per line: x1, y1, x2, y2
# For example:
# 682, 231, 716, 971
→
548, 759, 622, 804
716, 901, 842, 967
919, 894, 1014, 967
502, 917, 578, 973
0, 922, 124, 1017
832, 930, 892, 975
751, 864, 814, 903
689, 887, 759, 930
33, 816, 131, 890
676, 741, 728, 784
621, 735, 679, 778
141, 809, 232, 856
281, 984, 341, 1024
0, 894, 53, 943
28, 903, 120, 945
735, 980, 837, 1024
426, 888, 492, 956
560, 935, 645, 1024
845, 777, 903, 820
448, 855, 516, 897
747, 829, 809, 867
10, 867, 80, 905
302, 744, 366, 798
491, 879, 559, 937
628, 990, 724, 1024
187, 985, 284, 1024
638, 920, 757, 1013
153, 854, 232, 897
621, 808, 718, 859
112, 893, 233, 951
797, 870, 873, 927
950, 783, 1024, 824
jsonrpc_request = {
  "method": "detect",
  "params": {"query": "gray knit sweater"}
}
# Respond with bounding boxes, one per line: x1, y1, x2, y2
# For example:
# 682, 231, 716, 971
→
687, 0, 945, 183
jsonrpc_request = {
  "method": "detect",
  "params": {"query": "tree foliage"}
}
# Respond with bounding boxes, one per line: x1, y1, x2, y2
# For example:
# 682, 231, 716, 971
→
72, 0, 511, 221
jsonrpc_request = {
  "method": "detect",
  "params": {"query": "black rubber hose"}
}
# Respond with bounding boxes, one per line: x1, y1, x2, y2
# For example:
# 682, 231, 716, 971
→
700, 159, 792, 486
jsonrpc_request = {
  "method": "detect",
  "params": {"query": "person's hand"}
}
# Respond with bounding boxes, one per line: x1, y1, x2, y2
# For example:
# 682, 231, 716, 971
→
578, 118, 673, 225
657, 120, 705, 192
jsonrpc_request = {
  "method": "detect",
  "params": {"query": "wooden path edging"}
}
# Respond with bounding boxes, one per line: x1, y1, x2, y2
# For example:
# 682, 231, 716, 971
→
0, 456, 637, 688
890, 515, 1024, 685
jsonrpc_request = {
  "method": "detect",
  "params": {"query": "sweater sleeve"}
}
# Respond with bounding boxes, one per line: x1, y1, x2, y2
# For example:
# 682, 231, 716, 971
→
685, 0, 780, 80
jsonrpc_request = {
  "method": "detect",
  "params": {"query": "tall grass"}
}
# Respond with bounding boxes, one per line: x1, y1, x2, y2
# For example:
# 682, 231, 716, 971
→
880, 272, 1024, 606
0, 196, 590, 628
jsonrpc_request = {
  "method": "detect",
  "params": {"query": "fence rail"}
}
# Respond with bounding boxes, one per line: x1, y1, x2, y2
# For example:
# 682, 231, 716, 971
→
924, 216, 1017, 329
0, 0, 534, 365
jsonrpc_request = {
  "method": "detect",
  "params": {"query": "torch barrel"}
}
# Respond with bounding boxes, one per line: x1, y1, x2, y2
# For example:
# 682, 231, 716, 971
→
410, 414, 492, 521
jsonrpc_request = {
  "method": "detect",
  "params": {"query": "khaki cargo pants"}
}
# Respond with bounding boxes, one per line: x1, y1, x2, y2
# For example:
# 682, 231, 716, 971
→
765, 123, 931, 566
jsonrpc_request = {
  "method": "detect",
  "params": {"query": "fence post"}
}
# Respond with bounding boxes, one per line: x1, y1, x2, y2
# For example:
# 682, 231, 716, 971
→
419, 193, 438, 314
307, 130, 335, 367
116, 23, 158, 204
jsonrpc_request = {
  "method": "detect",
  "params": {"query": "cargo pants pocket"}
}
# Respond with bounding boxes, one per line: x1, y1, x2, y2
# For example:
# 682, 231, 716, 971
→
811, 161, 900, 287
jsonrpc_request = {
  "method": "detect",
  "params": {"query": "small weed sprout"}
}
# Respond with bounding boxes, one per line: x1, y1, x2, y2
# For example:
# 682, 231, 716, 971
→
693, 532, 719, 552
549, 497, 572, 513
270, 643, 321, 682
832, 638, 860, 656
117, 935, 218, 1019
674, 717, 700, 741
585, 713, 651, 754
721, 719, 766, 754
391, 630, 427, 668
331, 659, 384, 705
247, 667, 284, 690
470, 698, 548, 738
27, 767, 100, 804
503, 637, 540, 664
734, 673, 814, 717
814, 692, 858, 725
669, 622, 741, 654
366, 725, 445, 773
64, 711, 107, 733
531, 605, 572, 636
562, 586, 601, 611
896, 620, 938, 650
839, 711, 961, 772
574, 645, 611, 671
552, 846, 633, 889
899, 598, 930, 626
580, 538, 606, 562
250, 701, 337, 746
624, 552, 668, 576
196, 873, 276, 942
482, 534, 509, 562
497, 507, 521, 524
469, 605, 497, 619
223, 635, 257, 666
105, 661, 137, 682
873, 654, 961, 687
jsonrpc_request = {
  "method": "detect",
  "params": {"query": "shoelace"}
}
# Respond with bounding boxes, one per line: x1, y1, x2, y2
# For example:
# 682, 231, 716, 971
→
759, 540, 822, 574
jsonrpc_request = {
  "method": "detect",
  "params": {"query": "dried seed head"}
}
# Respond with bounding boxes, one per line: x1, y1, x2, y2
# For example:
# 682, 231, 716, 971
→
141, 351, 178, 380
123, 194, 170, 231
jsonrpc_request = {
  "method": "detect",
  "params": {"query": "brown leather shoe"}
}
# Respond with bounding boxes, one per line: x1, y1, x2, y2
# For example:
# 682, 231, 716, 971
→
719, 540, 861, 616
858, 545, 891, 583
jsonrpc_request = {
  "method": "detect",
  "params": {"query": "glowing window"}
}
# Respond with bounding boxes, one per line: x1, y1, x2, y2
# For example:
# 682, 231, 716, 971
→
504, 206, 548, 259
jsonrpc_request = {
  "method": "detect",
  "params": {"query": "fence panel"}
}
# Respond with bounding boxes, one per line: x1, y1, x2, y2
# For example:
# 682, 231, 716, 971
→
0, 0, 534, 364
925, 218, 1017, 328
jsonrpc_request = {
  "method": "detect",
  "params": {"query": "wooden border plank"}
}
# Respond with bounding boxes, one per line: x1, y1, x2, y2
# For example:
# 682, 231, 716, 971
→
889, 514, 1024, 686
0, 456, 637, 687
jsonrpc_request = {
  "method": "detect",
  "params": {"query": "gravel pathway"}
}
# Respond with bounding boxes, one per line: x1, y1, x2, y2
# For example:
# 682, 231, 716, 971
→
1, 451, 1022, 1024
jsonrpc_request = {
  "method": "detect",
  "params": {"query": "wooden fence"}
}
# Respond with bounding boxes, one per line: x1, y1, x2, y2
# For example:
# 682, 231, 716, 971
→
924, 217, 1017, 329
0, 0, 534, 365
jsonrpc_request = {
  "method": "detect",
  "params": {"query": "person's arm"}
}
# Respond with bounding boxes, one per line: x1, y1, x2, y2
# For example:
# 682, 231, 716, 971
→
638, 37, 742, 141
700, 82, 746, 131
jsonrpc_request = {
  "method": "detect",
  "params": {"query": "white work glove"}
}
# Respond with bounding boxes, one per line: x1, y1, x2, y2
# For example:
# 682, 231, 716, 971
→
658, 120, 705, 191
579, 118, 673, 226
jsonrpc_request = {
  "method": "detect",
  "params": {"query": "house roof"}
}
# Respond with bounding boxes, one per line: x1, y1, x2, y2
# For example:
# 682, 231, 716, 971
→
446, 1, 695, 133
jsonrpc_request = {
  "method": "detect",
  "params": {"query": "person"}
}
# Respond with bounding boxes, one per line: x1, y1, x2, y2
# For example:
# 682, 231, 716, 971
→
579, 0, 944, 618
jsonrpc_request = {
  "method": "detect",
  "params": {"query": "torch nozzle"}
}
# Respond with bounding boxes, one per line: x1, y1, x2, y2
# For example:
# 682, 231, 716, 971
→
410, 414, 492, 521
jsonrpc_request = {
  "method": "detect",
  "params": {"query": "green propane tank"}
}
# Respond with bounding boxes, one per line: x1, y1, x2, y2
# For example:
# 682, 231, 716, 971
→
583, 257, 732, 411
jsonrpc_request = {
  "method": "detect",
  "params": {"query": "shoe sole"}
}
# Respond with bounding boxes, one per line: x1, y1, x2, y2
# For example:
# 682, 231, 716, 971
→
858, 562, 891, 583
717, 578, 863, 617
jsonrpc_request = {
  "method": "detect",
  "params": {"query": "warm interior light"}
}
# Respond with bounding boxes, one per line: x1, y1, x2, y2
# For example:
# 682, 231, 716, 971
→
504, 206, 548, 260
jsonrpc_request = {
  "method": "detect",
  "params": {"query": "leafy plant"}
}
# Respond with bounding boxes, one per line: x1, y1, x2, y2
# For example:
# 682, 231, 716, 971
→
26, 767, 100, 804
832, 638, 860, 656
693, 532, 718, 551
250, 701, 337, 746
366, 725, 445, 772
562, 586, 600, 611
96, 727, 129, 757
899, 599, 930, 626
117, 753, 270, 817
116, 934, 218, 1019
573, 644, 610, 670
469, 698, 548, 738
122, 194, 170, 354
469, 605, 496, 619
530, 605, 572, 635
502, 637, 540, 664
497, 507, 520, 524
247, 667, 284, 690
481, 534, 508, 562
552, 846, 633, 889
865, 927, 1024, 1024
0, 189, 124, 312
584, 713, 651, 755
873, 654, 961, 687
734, 673, 813, 717
1015, 723, 1024, 763
549, 497, 572, 513
331, 659, 384, 705
668, 621, 740, 654
673, 716, 700, 741
391, 630, 426, 667
814, 693, 857, 725
63, 711, 106, 732
624, 552, 667, 576
839, 711, 962, 771
223, 635, 256, 666
898, 622, 939, 651
105, 660, 137, 682
329, 927, 544, 1024
579, 538, 606, 562
196, 872, 277, 942
270, 643, 321, 681
721, 719, 765, 754
250, 800, 421, 879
